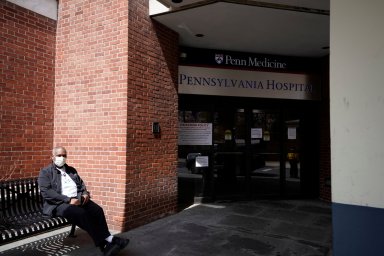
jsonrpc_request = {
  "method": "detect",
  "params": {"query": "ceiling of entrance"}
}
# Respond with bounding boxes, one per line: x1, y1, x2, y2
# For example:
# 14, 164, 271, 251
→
151, 0, 330, 58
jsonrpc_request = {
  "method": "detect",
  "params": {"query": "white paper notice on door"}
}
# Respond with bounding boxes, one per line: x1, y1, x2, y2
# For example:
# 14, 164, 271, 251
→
251, 128, 263, 139
288, 127, 296, 140
196, 156, 209, 167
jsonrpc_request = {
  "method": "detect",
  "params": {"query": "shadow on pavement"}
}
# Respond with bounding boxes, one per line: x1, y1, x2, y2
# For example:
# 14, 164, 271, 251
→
0, 199, 332, 256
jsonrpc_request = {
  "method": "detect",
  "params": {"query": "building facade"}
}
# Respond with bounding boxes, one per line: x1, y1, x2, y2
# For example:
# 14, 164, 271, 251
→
1, 0, 179, 231
176, 47, 330, 202
2, 0, 384, 255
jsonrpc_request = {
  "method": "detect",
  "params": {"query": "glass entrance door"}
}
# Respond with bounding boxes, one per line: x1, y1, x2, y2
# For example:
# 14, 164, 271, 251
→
284, 114, 302, 197
213, 108, 247, 198
212, 107, 308, 199
249, 109, 282, 197
178, 95, 319, 201
248, 109, 307, 198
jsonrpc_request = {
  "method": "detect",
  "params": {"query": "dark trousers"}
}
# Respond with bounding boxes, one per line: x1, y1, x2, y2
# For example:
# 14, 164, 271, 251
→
56, 200, 111, 246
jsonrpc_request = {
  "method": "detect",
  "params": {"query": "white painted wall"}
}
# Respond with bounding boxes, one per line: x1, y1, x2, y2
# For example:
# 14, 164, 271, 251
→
7, 0, 57, 20
331, 0, 384, 208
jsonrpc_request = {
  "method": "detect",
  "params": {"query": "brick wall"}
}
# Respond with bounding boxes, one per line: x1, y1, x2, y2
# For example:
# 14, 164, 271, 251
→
0, 1, 56, 180
55, 0, 178, 231
319, 56, 331, 202
125, 1, 179, 229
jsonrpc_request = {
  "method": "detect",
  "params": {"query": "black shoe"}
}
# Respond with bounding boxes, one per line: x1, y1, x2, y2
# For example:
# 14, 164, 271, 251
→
112, 236, 130, 249
103, 242, 121, 256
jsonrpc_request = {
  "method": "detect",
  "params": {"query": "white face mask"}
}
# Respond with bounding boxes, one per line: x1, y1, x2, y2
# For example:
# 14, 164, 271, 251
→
54, 156, 66, 167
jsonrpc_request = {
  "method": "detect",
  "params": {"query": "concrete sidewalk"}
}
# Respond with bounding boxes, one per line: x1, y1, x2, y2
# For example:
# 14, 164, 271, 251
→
0, 199, 332, 256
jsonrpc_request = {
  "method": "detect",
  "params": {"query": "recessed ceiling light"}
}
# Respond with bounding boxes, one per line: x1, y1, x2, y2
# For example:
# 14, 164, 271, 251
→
172, 0, 183, 3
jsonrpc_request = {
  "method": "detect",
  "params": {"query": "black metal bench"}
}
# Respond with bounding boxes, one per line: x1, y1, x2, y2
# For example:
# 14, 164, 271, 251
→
0, 177, 76, 245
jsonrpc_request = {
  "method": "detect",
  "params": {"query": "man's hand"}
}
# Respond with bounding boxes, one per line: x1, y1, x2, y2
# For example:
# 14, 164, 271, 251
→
69, 198, 81, 205
82, 194, 90, 205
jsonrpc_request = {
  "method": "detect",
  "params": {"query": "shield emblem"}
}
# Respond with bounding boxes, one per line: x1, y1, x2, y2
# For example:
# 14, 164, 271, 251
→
215, 54, 224, 64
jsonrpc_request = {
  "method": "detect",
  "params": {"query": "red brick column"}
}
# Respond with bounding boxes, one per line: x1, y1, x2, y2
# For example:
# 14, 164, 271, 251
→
319, 56, 331, 202
125, 1, 179, 229
55, 0, 178, 231
0, 2, 56, 179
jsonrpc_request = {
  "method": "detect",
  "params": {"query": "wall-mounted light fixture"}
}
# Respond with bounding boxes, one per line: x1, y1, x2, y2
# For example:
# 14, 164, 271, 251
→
152, 122, 160, 134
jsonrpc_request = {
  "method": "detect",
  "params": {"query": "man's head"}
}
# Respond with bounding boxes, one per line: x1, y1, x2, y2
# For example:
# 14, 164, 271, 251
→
52, 146, 67, 167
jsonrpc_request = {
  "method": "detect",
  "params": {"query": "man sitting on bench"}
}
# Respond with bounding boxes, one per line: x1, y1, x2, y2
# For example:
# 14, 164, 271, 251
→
38, 146, 129, 256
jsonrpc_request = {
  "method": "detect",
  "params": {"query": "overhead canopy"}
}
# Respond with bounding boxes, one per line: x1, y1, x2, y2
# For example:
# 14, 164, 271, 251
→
151, 0, 329, 57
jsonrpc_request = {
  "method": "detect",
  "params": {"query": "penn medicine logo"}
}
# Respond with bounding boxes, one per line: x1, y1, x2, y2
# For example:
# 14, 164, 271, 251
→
215, 54, 224, 64
214, 53, 287, 69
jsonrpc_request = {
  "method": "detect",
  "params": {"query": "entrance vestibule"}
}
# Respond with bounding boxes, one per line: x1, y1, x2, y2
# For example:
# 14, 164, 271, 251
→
178, 95, 320, 202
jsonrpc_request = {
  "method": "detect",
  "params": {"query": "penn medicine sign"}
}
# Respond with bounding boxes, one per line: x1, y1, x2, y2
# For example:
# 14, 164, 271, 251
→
216, 54, 287, 69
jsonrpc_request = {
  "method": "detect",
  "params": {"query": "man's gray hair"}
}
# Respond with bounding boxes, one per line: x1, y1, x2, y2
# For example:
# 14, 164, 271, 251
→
52, 146, 66, 156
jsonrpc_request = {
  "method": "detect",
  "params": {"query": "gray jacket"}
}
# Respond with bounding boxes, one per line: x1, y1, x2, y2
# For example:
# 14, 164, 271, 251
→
38, 163, 89, 217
